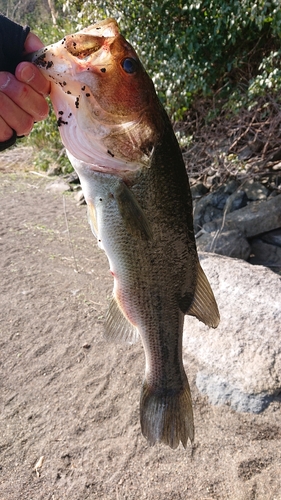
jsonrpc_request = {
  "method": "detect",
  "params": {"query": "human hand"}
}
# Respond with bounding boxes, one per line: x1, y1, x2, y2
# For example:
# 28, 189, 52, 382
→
0, 32, 50, 143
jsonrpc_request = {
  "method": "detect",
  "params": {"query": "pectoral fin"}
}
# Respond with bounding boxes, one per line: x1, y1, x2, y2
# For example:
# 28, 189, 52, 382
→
87, 200, 98, 238
115, 181, 153, 240
104, 297, 139, 344
181, 264, 220, 328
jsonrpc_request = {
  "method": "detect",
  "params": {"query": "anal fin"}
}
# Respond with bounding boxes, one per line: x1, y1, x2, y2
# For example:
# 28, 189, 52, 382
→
104, 296, 139, 344
185, 263, 220, 328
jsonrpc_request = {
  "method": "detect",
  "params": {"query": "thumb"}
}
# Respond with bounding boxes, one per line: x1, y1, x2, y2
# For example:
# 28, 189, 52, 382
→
24, 32, 45, 53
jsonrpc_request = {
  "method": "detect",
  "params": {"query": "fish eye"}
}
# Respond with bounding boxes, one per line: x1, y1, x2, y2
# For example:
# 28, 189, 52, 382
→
121, 58, 138, 74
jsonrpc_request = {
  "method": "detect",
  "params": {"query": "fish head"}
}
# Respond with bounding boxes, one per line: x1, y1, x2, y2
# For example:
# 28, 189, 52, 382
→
31, 19, 163, 173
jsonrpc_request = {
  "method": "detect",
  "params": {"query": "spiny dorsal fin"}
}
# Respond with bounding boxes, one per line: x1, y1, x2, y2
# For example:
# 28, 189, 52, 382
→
104, 297, 139, 344
187, 263, 220, 328
115, 181, 153, 240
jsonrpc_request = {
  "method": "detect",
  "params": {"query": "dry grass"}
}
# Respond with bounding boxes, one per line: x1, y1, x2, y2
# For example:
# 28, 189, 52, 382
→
178, 95, 281, 191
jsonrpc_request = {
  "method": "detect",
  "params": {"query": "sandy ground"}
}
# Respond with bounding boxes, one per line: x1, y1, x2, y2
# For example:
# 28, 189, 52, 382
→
0, 170, 281, 500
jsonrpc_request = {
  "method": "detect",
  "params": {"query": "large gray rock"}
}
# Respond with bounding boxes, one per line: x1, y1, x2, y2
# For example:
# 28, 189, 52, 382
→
261, 228, 281, 247
202, 194, 281, 238
249, 238, 281, 268
196, 229, 251, 260
183, 253, 281, 413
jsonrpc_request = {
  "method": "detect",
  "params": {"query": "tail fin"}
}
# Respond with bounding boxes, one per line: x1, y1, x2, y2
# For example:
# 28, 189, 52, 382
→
140, 379, 194, 449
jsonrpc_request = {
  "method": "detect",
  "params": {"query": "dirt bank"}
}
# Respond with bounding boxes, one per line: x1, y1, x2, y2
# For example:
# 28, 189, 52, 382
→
0, 172, 280, 500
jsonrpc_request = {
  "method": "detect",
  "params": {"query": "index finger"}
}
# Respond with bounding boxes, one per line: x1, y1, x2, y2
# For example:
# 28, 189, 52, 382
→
15, 62, 50, 96
24, 32, 44, 52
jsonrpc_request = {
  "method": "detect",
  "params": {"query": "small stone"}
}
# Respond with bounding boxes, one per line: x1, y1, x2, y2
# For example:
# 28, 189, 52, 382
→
47, 165, 62, 176
46, 181, 72, 193
193, 193, 222, 233
193, 193, 212, 232
243, 180, 268, 200
211, 192, 229, 210
224, 179, 240, 194
237, 146, 253, 161
77, 199, 86, 206
190, 182, 208, 199
205, 174, 220, 189
64, 171, 80, 184
272, 161, 281, 170
204, 207, 222, 224
74, 189, 85, 203
225, 190, 248, 212
268, 190, 279, 199
82, 343, 91, 349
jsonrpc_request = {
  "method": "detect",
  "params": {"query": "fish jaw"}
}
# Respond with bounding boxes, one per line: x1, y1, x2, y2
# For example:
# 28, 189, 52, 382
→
31, 19, 120, 99
31, 19, 163, 173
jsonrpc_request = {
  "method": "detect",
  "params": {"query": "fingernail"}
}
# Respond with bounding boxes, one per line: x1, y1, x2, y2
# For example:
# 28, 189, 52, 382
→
20, 64, 35, 83
0, 73, 10, 90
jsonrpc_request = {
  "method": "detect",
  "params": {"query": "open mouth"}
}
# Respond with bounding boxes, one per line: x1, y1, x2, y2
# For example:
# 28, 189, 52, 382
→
64, 34, 106, 59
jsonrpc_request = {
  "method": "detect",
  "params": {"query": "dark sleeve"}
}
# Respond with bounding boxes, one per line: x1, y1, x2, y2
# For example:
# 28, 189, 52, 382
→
0, 15, 30, 152
0, 14, 30, 74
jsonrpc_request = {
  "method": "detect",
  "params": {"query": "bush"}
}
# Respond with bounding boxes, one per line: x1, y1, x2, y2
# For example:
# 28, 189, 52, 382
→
67, 0, 281, 117
20, 0, 281, 166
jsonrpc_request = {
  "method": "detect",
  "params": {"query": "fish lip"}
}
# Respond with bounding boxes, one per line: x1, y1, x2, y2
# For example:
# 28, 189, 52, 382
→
30, 45, 78, 81
23, 48, 48, 64
25, 46, 59, 72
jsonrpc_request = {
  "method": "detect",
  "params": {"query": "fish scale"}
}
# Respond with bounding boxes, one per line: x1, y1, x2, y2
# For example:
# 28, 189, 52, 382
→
30, 18, 220, 449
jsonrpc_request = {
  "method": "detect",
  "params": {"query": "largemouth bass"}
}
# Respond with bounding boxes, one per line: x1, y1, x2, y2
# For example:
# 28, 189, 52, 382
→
31, 19, 220, 449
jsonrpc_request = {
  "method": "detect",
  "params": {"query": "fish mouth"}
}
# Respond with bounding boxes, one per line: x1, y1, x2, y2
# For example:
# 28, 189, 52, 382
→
64, 34, 105, 59
27, 18, 120, 74
30, 33, 107, 66
62, 17, 119, 59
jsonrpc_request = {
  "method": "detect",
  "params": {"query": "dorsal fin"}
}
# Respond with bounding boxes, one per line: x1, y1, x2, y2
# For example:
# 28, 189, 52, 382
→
186, 263, 220, 328
104, 297, 139, 344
